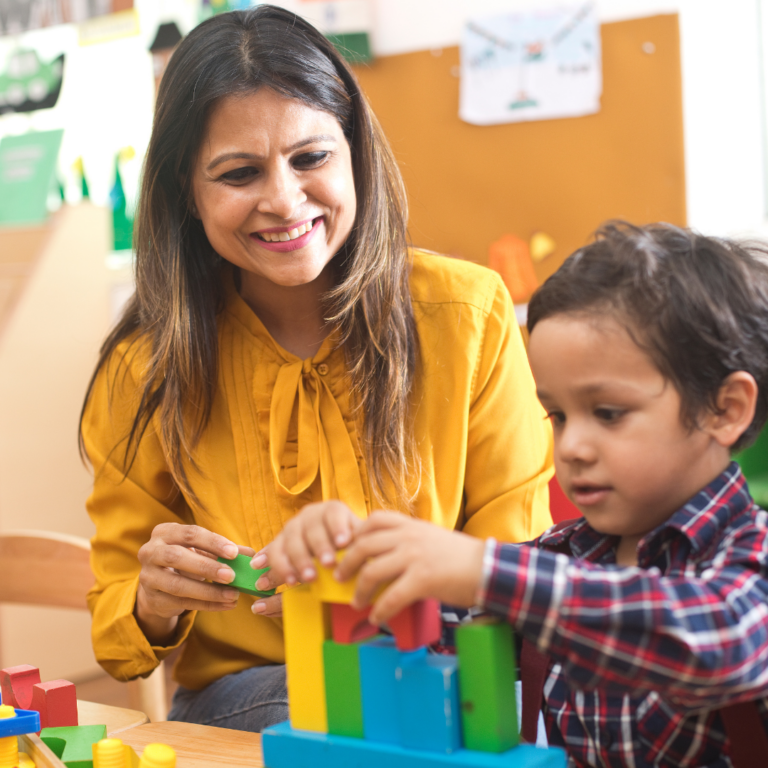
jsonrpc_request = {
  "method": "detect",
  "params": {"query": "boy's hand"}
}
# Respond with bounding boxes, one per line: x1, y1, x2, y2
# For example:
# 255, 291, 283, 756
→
257, 500, 364, 595
336, 512, 486, 625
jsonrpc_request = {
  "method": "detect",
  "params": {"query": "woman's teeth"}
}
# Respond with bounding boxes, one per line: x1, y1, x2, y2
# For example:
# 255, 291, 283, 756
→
259, 220, 314, 242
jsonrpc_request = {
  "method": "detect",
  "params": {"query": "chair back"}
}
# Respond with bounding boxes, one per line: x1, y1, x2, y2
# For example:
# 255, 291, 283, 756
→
0, 530, 91, 609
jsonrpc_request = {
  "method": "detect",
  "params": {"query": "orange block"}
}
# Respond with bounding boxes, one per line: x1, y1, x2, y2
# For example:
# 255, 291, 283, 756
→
488, 234, 539, 304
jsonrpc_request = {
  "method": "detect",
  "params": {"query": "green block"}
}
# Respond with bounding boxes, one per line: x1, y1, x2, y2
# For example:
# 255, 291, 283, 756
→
323, 639, 365, 738
216, 553, 275, 597
456, 621, 519, 752
40, 724, 107, 768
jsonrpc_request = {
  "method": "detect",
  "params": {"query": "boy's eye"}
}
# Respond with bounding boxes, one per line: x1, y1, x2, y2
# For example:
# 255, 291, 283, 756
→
595, 407, 624, 423
220, 167, 258, 184
545, 411, 565, 426
292, 151, 329, 170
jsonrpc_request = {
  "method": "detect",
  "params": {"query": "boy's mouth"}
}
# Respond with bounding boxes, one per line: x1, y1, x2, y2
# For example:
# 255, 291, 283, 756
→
570, 482, 612, 506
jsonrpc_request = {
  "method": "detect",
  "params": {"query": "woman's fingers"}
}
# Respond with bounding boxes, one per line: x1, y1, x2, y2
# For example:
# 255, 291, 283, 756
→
155, 522, 239, 560
251, 592, 283, 618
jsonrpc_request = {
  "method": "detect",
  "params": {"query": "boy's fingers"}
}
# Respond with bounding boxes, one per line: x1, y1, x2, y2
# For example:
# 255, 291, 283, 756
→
283, 525, 317, 583
262, 540, 298, 588
352, 549, 408, 608
369, 578, 424, 626
336, 529, 402, 581
303, 517, 337, 569
325, 501, 363, 548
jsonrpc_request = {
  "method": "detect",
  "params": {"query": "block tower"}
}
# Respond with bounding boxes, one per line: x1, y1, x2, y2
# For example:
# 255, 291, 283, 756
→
261, 564, 566, 768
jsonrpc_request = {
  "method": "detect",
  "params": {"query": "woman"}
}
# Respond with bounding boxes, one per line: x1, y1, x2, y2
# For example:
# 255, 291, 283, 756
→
80, 5, 553, 732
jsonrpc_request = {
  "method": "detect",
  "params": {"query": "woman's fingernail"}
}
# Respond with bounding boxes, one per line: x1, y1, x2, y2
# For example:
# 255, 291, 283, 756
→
335, 533, 349, 546
302, 567, 316, 581
256, 576, 270, 590
223, 545, 238, 559
251, 553, 267, 568
252, 601, 267, 614
217, 568, 234, 583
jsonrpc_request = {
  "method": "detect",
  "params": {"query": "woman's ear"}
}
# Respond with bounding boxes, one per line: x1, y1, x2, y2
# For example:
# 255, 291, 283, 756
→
705, 371, 758, 448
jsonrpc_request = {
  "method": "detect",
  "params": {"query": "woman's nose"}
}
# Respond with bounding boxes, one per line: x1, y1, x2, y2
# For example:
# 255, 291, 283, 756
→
256, 164, 306, 219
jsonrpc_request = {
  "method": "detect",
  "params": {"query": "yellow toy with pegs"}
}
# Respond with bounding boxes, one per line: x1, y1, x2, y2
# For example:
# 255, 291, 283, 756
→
0, 704, 36, 768
93, 738, 176, 768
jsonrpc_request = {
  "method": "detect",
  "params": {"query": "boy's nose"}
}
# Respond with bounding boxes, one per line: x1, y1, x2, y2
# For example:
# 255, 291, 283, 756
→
557, 422, 596, 465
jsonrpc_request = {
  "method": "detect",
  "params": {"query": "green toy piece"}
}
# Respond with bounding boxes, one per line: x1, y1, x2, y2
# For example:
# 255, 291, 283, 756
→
455, 620, 519, 753
216, 552, 276, 597
40, 724, 108, 768
323, 638, 368, 739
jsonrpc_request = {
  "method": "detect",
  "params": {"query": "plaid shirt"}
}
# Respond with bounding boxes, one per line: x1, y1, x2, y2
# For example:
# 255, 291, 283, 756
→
479, 462, 768, 768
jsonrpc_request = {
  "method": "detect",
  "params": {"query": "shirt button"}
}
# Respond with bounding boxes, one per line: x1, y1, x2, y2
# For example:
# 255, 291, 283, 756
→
317, 363, 329, 376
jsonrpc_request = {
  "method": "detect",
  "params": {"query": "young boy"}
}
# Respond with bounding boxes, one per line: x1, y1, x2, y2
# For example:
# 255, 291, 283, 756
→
260, 222, 768, 768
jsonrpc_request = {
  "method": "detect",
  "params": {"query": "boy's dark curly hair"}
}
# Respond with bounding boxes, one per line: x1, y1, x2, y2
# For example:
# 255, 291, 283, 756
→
528, 221, 768, 451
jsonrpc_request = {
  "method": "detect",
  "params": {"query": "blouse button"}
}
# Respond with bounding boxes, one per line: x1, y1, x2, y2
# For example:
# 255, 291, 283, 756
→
317, 363, 329, 376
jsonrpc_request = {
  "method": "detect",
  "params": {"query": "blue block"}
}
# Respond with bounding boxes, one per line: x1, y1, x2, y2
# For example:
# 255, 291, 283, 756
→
262, 720, 566, 768
0, 708, 40, 737
359, 636, 426, 744
397, 653, 461, 753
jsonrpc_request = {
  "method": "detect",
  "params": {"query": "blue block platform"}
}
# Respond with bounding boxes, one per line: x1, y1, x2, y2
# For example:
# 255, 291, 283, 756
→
262, 720, 567, 768
0, 708, 41, 737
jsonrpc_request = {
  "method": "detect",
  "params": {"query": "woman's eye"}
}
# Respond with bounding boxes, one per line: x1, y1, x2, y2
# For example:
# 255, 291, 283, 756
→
293, 151, 329, 170
595, 407, 624, 423
220, 167, 258, 183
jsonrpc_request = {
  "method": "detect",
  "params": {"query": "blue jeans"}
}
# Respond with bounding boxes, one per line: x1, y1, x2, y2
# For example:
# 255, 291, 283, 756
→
168, 664, 288, 733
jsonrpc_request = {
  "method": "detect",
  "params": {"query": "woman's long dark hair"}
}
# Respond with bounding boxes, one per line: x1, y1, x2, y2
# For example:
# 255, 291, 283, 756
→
80, 6, 418, 508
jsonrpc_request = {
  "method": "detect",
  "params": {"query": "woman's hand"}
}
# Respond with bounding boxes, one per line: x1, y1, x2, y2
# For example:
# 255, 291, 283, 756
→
136, 523, 253, 645
336, 512, 486, 625
254, 501, 363, 615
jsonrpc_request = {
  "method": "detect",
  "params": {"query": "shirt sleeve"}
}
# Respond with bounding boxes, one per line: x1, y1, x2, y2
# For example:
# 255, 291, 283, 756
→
82, 341, 197, 681
460, 276, 554, 543
479, 535, 768, 708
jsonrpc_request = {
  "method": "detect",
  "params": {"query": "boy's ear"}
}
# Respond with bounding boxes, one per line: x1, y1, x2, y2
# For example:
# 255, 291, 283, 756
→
704, 371, 758, 448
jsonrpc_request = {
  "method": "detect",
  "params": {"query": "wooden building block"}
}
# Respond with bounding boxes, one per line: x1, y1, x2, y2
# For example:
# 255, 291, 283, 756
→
0, 666, 41, 710
397, 653, 461, 754
358, 637, 426, 745
262, 720, 567, 768
456, 621, 518, 752
388, 599, 442, 651
283, 584, 331, 733
31, 680, 78, 730
323, 640, 366, 739
330, 603, 379, 644
215, 553, 275, 597
310, 562, 357, 604
40, 724, 107, 768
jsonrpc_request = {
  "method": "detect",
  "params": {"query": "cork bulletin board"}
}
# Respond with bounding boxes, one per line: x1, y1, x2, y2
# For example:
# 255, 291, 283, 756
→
353, 14, 686, 282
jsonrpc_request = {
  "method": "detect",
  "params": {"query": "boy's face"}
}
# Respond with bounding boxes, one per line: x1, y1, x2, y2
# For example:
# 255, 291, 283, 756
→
527, 314, 731, 545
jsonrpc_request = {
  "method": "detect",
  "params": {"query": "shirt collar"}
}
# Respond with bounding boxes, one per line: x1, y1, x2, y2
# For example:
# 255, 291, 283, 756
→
539, 462, 752, 560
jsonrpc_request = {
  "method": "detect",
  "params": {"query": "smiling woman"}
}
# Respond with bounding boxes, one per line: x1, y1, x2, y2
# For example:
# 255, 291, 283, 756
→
78, 5, 553, 733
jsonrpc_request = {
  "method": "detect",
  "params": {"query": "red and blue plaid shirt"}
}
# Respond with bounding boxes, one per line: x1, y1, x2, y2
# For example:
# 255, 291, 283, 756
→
479, 462, 768, 768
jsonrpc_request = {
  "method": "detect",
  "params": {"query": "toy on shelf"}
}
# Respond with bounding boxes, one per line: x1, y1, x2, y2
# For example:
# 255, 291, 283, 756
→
0, 704, 39, 768
0, 666, 77, 732
261, 558, 567, 768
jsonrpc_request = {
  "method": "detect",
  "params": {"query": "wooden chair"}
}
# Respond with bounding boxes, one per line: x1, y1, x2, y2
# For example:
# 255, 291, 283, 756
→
0, 530, 168, 722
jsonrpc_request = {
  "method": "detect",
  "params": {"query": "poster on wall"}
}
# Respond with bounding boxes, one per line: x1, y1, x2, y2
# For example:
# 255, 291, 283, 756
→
0, 0, 133, 36
459, 3, 601, 126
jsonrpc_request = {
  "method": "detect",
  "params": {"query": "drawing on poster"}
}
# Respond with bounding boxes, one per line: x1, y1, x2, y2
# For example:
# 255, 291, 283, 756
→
460, 4, 601, 126
0, 0, 133, 36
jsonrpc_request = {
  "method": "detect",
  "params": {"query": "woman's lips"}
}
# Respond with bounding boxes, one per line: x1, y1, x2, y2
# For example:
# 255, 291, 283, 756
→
250, 217, 323, 252
570, 484, 612, 506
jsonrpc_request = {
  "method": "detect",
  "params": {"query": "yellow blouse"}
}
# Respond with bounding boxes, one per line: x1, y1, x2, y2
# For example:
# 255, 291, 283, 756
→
83, 251, 553, 690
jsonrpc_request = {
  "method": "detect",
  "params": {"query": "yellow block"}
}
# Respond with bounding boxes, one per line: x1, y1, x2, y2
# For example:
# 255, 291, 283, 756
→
284, 584, 331, 732
309, 560, 357, 604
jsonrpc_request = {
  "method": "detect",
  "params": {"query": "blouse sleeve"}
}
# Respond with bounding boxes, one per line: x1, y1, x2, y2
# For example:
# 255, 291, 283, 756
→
460, 276, 554, 543
82, 342, 196, 681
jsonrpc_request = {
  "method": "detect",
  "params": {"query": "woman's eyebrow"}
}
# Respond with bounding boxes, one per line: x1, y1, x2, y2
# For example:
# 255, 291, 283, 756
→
206, 135, 338, 171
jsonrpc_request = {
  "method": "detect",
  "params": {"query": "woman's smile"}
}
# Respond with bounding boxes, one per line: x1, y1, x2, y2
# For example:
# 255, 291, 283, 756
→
250, 216, 324, 251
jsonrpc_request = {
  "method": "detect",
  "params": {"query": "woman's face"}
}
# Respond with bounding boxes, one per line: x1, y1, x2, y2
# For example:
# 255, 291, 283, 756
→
191, 88, 356, 289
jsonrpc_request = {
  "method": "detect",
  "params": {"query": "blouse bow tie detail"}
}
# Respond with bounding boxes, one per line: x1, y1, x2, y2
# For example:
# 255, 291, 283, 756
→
269, 358, 367, 518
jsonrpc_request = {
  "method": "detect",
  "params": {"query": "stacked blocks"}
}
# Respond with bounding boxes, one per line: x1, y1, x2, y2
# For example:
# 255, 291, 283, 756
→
1, 664, 78, 732
263, 560, 566, 768
0, 704, 39, 768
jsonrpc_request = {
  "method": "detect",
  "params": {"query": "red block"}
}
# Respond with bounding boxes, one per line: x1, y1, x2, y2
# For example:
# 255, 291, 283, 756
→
0, 665, 41, 710
388, 599, 442, 651
330, 603, 379, 644
31, 680, 78, 730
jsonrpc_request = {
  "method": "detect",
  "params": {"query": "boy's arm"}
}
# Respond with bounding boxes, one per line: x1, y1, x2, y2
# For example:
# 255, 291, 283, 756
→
482, 531, 768, 708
